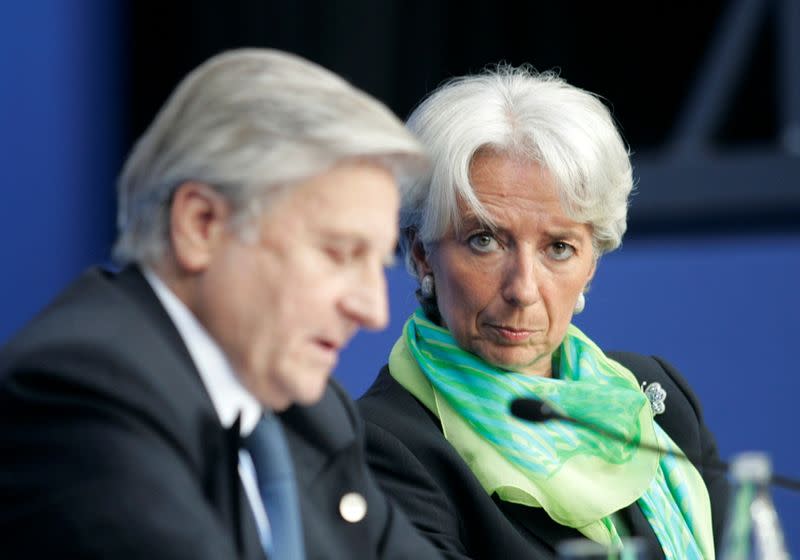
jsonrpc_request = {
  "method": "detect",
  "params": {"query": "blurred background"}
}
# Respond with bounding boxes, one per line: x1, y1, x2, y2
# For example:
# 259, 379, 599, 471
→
2, 0, 798, 551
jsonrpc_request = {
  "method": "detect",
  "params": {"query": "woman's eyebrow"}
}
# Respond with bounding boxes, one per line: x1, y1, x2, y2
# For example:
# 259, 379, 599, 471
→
545, 228, 588, 242
460, 213, 498, 232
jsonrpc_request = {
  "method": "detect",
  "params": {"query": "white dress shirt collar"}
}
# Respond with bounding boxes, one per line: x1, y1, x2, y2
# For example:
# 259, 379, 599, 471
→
142, 267, 262, 435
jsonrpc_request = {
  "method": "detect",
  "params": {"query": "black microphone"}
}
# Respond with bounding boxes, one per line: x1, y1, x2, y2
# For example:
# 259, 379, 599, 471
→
509, 397, 800, 493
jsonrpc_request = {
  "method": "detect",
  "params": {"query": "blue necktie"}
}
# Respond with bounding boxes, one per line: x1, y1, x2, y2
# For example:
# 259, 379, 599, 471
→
243, 414, 305, 560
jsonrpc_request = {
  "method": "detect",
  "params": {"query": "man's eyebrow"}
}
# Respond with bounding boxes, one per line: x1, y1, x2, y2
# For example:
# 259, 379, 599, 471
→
320, 231, 398, 256
318, 230, 367, 243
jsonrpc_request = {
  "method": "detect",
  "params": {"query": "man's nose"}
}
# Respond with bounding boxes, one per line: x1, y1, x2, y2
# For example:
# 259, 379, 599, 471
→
341, 261, 389, 331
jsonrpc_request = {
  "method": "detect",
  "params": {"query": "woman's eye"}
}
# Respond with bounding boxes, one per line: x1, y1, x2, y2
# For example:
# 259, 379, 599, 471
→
467, 233, 499, 253
548, 241, 575, 261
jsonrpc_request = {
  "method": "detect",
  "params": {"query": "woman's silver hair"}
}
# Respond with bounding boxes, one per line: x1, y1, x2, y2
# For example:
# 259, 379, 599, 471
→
114, 48, 426, 265
400, 64, 634, 275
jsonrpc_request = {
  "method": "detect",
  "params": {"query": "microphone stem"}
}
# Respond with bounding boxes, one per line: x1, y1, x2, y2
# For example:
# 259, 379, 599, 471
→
562, 417, 800, 492
770, 473, 800, 492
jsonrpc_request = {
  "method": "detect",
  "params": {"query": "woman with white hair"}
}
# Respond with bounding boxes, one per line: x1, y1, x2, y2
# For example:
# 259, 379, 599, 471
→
358, 66, 728, 559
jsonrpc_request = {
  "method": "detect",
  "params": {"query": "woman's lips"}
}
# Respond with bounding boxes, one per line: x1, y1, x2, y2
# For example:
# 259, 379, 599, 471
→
487, 325, 535, 342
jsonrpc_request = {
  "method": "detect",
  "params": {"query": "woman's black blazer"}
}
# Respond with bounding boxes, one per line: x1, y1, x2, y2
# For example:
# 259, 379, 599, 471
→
358, 352, 729, 559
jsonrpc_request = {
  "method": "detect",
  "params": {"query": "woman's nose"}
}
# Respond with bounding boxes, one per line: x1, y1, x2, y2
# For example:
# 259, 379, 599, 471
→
501, 251, 541, 307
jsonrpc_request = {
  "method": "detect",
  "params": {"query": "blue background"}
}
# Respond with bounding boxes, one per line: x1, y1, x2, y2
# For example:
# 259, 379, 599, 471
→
2, 1, 798, 553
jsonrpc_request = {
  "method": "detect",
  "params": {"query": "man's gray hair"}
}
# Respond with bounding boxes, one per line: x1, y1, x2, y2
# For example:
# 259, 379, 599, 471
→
114, 48, 426, 265
400, 64, 634, 275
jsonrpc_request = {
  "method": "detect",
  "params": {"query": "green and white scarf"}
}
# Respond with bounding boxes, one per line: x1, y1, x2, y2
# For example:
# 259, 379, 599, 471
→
390, 309, 714, 559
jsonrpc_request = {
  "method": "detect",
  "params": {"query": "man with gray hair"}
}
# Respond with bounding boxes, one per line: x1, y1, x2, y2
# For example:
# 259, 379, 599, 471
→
0, 49, 440, 559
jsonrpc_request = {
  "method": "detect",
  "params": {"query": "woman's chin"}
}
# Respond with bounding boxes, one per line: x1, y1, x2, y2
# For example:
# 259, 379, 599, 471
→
475, 348, 552, 377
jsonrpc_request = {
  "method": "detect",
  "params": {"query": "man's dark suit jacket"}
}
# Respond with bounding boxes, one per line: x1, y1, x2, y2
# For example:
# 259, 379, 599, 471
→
0, 266, 442, 560
358, 354, 730, 559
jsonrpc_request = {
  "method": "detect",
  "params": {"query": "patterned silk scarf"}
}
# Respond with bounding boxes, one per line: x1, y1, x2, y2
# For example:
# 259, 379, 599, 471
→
390, 309, 714, 559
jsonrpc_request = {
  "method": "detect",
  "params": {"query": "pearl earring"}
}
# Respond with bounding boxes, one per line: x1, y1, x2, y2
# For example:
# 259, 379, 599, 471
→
574, 292, 586, 314
420, 274, 435, 299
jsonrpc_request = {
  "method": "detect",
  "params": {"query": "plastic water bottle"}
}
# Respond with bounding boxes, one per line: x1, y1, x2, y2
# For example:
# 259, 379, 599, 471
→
556, 537, 646, 559
719, 451, 789, 559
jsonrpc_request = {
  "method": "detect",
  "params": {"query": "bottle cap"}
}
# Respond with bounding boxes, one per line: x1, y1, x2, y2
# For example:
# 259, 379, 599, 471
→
730, 451, 772, 482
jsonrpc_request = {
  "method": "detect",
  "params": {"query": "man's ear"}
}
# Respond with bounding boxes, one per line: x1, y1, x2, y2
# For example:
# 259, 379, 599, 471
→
409, 230, 433, 279
169, 181, 231, 273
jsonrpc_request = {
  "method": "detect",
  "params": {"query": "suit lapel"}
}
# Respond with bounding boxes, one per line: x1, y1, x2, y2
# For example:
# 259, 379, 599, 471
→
113, 266, 266, 559
279, 383, 355, 481
114, 266, 201, 378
